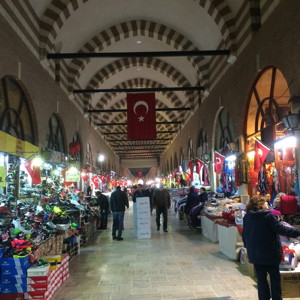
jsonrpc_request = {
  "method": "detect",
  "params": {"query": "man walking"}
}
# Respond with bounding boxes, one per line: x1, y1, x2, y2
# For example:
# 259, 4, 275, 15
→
110, 186, 129, 240
95, 191, 109, 229
152, 184, 171, 232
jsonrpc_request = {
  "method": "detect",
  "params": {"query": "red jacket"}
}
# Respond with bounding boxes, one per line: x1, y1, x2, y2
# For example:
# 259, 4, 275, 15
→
278, 195, 297, 215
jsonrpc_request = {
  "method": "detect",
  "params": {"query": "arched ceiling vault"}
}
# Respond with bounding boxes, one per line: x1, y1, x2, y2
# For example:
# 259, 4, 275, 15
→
31, 0, 241, 160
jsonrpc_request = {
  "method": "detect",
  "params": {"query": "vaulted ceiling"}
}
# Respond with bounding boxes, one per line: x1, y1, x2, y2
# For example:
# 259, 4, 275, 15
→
3, 0, 258, 162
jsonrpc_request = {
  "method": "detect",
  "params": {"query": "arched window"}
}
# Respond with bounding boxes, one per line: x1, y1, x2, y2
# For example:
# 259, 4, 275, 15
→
46, 114, 66, 153
188, 138, 194, 160
215, 108, 235, 155
70, 132, 82, 163
246, 67, 290, 145
0, 76, 36, 143
174, 152, 178, 169
85, 143, 93, 167
246, 67, 292, 195
196, 129, 209, 160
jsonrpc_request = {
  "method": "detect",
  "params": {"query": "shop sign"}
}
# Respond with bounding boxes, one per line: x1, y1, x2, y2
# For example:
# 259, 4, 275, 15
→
49, 150, 64, 163
0, 166, 6, 187
66, 170, 80, 182
0, 130, 39, 159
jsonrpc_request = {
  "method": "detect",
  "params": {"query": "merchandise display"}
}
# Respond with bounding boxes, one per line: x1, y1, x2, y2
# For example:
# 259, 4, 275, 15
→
0, 186, 99, 298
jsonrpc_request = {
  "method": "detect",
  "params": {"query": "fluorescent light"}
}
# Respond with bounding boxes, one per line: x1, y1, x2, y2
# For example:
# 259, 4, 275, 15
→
274, 136, 296, 148
247, 151, 255, 160
225, 154, 236, 161
32, 157, 43, 167
69, 167, 78, 173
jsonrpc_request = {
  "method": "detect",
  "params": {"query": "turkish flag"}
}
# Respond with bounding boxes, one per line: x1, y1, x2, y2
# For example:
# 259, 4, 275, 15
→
91, 175, 100, 188
195, 157, 205, 175
214, 151, 225, 174
24, 160, 41, 185
254, 139, 270, 171
127, 93, 156, 140
188, 160, 194, 181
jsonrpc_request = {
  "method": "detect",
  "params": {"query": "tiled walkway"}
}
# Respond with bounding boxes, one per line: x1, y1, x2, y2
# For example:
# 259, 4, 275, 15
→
52, 202, 260, 300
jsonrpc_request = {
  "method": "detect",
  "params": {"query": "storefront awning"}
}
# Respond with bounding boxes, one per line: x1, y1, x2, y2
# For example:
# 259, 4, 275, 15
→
0, 131, 39, 159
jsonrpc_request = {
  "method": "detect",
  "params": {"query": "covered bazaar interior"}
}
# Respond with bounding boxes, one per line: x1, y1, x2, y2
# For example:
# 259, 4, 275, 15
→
1, 1, 300, 299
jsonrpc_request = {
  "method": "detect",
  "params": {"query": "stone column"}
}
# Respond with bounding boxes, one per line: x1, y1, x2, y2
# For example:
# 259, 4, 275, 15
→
288, 96, 300, 194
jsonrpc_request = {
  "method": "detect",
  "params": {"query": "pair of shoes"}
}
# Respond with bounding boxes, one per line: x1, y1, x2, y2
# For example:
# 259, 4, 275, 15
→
116, 237, 123, 241
157, 226, 160, 231
163, 229, 168, 233
112, 236, 117, 240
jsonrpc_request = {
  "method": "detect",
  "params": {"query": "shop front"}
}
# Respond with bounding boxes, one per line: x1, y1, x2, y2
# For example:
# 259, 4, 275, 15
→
245, 67, 294, 199
0, 130, 40, 202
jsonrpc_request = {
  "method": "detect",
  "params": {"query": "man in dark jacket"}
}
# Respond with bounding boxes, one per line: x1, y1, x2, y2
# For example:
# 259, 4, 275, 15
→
242, 195, 300, 300
185, 186, 199, 215
110, 186, 129, 240
152, 184, 171, 232
198, 187, 208, 203
95, 191, 109, 229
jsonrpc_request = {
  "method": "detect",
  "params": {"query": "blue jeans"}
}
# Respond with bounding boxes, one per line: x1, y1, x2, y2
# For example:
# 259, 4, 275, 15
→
112, 212, 125, 238
254, 264, 282, 300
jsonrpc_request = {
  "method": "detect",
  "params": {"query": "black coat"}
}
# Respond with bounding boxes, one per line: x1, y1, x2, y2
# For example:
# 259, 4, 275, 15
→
242, 210, 300, 265
198, 192, 208, 203
97, 194, 109, 211
185, 192, 199, 214
110, 189, 129, 212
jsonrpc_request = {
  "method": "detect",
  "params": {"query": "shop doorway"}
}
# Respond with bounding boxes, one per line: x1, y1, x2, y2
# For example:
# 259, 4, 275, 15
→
245, 67, 292, 199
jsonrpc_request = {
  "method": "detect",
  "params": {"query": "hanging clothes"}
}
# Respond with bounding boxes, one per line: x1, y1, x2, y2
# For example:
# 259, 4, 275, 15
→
258, 168, 267, 195
237, 153, 250, 184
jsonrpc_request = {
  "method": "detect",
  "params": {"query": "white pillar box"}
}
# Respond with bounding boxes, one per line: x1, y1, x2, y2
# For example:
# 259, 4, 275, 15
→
134, 197, 151, 239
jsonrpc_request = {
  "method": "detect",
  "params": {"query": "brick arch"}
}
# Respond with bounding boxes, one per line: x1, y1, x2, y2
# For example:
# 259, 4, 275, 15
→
89, 57, 192, 102
86, 58, 199, 110
90, 72, 189, 108
194, 0, 237, 51
40, 0, 236, 57
67, 20, 208, 85
90, 77, 188, 123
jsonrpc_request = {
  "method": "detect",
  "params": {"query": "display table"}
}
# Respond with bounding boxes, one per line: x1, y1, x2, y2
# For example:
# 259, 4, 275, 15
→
217, 221, 242, 260
201, 214, 221, 243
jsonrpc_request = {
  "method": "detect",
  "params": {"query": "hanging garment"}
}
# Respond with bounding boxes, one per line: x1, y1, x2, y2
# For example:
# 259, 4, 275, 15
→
237, 153, 250, 184
258, 169, 267, 194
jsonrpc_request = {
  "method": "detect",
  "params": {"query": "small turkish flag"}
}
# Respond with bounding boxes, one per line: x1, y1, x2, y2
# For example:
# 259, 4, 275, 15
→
91, 176, 100, 188
254, 139, 270, 171
24, 160, 41, 185
127, 93, 156, 140
188, 161, 194, 181
195, 157, 205, 175
214, 151, 225, 174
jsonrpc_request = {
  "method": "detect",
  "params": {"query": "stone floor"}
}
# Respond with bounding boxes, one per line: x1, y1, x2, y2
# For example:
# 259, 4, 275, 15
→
51, 202, 268, 300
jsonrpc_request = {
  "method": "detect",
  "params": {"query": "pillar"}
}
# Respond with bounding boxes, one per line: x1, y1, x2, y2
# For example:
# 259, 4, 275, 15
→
289, 96, 300, 195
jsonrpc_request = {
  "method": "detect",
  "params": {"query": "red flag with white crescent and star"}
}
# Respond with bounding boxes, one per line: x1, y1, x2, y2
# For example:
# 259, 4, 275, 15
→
195, 157, 205, 175
214, 151, 225, 174
127, 93, 156, 140
254, 138, 270, 171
